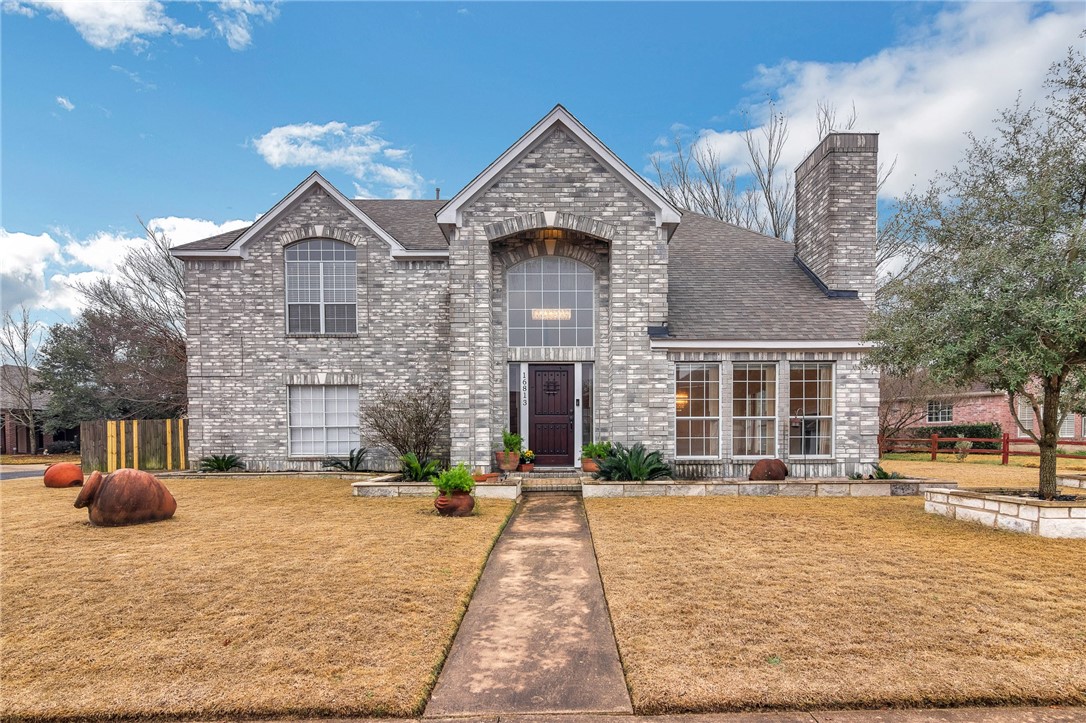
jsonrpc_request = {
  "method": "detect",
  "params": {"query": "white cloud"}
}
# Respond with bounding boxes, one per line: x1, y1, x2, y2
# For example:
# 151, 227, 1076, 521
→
208, 0, 279, 51
253, 120, 426, 199
55, 96, 74, 111
3, 0, 278, 51
0, 216, 251, 318
678, 4, 1082, 199
0, 230, 61, 313
110, 64, 156, 91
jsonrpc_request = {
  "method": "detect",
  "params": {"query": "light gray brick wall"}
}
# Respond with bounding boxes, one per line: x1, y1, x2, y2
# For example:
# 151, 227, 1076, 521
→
794, 133, 878, 306
183, 186, 449, 471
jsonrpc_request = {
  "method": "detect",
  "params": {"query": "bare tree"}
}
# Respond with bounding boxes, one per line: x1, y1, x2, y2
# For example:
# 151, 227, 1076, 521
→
361, 381, 450, 464
0, 307, 45, 453
878, 370, 966, 447
815, 99, 858, 137
743, 103, 795, 240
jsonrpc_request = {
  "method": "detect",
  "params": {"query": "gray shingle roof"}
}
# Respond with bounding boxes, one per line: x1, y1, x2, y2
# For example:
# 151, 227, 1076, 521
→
173, 200, 449, 253
665, 213, 870, 341
0, 365, 49, 410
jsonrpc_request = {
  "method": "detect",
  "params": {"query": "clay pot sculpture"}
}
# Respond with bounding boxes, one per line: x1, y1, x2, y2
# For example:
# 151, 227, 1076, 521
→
434, 491, 475, 517
749, 458, 789, 481
74, 468, 177, 526
44, 462, 84, 488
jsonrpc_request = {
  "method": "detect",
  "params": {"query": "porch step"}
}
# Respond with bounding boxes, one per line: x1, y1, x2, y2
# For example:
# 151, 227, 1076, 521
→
518, 467, 584, 478
520, 477, 585, 493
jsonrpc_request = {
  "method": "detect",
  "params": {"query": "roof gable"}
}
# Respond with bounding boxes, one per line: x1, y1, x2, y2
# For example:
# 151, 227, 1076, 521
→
436, 105, 681, 230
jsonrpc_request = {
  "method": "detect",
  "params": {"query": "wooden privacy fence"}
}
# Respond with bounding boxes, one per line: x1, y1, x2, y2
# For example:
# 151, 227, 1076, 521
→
80, 419, 188, 473
880, 433, 1086, 464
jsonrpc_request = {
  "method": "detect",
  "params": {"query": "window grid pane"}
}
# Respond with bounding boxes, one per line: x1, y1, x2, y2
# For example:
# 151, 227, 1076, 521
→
676, 363, 720, 458
733, 363, 777, 457
507, 257, 594, 348
288, 385, 359, 456
788, 363, 834, 457
286, 240, 357, 334
926, 400, 953, 423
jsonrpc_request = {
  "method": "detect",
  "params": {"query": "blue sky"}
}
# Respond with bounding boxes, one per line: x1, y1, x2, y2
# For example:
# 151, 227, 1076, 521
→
1, 1, 1080, 326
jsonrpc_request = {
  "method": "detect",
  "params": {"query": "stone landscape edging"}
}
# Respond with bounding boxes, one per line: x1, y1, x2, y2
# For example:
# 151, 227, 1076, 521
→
581, 478, 951, 498
924, 487, 1086, 538
351, 475, 521, 499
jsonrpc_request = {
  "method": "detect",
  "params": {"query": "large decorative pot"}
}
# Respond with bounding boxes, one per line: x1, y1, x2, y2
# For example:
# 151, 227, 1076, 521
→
582, 458, 600, 473
74, 468, 177, 526
44, 462, 84, 488
434, 491, 476, 517
749, 458, 789, 481
495, 451, 520, 472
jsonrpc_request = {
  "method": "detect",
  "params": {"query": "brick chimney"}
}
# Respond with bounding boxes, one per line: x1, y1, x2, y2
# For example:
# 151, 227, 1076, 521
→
793, 133, 878, 306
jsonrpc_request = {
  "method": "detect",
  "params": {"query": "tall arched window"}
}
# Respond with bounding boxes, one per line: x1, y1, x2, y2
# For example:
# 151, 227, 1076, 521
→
285, 239, 357, 334
507, 257, 593, 347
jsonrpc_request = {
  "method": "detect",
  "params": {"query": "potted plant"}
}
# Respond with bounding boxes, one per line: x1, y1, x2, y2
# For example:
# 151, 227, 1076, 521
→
518, 449, 536, 472
495, 429, 522, 472
580, 440, 612, 473
432, 463, 476, 517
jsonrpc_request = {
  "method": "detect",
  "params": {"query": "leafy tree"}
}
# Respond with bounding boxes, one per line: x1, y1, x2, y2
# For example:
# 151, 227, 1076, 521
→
867, 46, 1086, 499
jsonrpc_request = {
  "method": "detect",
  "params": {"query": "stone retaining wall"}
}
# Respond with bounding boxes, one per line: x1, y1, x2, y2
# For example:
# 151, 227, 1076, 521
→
1059, 474, 1085, 490
351, 476, 521, 500
924, 487, 1086, 539
582, 478, 947, 498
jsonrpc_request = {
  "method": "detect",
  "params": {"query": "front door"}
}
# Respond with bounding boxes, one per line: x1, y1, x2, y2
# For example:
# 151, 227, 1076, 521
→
529, 364, 575, 466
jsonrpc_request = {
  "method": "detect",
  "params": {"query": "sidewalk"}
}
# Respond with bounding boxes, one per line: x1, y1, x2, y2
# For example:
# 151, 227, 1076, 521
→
425, 493, 632, 717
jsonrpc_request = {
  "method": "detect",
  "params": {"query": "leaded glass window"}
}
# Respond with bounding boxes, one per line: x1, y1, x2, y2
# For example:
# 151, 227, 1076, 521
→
676, 363, 720, 458
285, 239, 357, 334
507, 257, 594, 347
733, 363, 777, 457
789, 363, 834, 456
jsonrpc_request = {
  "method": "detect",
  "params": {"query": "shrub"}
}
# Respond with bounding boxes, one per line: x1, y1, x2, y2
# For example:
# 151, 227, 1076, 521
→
870, 463, 905, 480
362, 381, 449, 464
910, 423, 1002, 450
46, 440, 79, 454
501, 429, 522, 453
322, 447, 369, 472
954, 435, 973, 462
433, 463, 476, 494
581, 440, 613, 460
594, 442, 671, 481
401, 452, 441, 482
200, 454, 245, 472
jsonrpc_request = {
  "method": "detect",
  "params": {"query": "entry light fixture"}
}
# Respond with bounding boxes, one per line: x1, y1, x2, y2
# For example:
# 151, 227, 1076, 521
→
532, 308, 572, 321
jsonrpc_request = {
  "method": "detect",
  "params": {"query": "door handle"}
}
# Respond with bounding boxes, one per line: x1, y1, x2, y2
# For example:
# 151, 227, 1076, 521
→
569, 413, 574, 430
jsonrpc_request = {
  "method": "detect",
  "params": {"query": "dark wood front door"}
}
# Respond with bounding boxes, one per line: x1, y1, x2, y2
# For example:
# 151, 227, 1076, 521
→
529, 364, 575, 466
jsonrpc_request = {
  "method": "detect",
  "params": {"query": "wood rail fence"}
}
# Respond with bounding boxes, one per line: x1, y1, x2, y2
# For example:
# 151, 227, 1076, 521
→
880, 433, 1086, 464
80, 419, 188, 473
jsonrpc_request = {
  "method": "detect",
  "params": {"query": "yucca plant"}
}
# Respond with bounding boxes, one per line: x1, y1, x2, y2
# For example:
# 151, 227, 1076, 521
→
200, 454, 245, 472
870, 463, 905, 480
400, 452, 441, 482
593, 442, 671, 481
322, 447, 369, 472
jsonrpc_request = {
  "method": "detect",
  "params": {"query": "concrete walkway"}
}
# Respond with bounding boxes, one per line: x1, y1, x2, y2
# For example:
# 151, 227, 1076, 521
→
425, 493, 632, 718
0, 463, 48, 481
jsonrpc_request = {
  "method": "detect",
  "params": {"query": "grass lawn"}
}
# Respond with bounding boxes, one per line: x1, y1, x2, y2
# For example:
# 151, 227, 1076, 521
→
586, 496, 1086, 714
881, 458, 1086, 490
0, 454, 80, 466
1, 476, 513, 721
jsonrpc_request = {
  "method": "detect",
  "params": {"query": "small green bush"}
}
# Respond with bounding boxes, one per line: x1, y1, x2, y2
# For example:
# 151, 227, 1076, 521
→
322, 447, 369, 472
594, 442, 671, 481
433, 463, 476, 494
581, 440, 613, 460
46, 440, 79, 454
401, 452, 441, 482
954, 434, 973, 462
200, 454, 245, 472
501, 429, 522, 453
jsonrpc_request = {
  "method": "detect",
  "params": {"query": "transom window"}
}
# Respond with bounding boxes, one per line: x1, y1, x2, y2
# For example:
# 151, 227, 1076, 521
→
733, 363, 777, 457
676, 363, 720, 458
285, 239, 357, 334
507, 257, 594, 347
789, 363, 834, 456
288, 385, 359, 456
927, 400, 953, 423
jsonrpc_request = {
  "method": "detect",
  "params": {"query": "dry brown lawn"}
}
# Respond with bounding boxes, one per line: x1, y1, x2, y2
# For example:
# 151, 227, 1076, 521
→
1, 454, 80, 466
1, 476, 513, 721
881, 459, 1086, 490
586, 496, 1086, 714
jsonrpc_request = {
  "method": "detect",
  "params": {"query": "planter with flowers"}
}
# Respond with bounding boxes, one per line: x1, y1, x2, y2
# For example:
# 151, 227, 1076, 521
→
495, 429, 522, 473
518, 449, 536, 473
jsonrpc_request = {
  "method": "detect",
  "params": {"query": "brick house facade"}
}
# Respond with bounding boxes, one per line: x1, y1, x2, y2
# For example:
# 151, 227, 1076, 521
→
897, 388, 1085, 440
172, 106, 881, 476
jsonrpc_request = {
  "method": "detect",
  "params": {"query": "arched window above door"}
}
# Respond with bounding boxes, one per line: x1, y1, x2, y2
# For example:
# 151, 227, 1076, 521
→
507, 257, 594, 347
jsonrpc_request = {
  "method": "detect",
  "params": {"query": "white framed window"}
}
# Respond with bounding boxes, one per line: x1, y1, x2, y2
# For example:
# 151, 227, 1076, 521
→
927, 400, 953, 423
676, 363, 720, 458
288, 385, 359, 456
733, 363, 777, 457
1017, 400, 1076, 438
1060, 413, 1076, 439
285, 239, 357, 334
789, 362, 834, 457
507, 257, 594, 347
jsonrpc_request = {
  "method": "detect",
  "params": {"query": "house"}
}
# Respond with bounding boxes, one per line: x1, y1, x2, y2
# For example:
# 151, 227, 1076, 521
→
170, 105, 880, 476
0, 365, 62, 454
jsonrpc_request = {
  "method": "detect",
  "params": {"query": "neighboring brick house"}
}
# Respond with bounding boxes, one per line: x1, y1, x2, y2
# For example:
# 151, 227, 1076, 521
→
171, 106, 880, 476
897, 385, 1085, 440
1, 365, 51, 454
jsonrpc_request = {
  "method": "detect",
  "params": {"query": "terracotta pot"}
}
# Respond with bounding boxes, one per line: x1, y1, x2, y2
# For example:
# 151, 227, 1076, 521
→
582, 458, 600, 473
44, 462, 84, 488
495, 451, 520, 472
434, 490, 475, 517
472, 472, 500, 483
517, 463, 535, 472
74, 468, 176, 526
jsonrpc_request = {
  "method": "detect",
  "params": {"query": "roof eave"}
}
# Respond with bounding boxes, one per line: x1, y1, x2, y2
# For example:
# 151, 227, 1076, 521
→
649, 339, 873, 351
